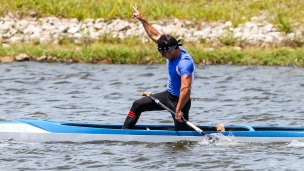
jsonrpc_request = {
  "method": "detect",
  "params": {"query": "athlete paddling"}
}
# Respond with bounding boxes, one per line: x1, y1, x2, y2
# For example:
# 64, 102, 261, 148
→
122, 4, 195, 130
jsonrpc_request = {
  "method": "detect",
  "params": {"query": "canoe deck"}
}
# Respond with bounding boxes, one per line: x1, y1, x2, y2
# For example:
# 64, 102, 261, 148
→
58, 121, 304, 132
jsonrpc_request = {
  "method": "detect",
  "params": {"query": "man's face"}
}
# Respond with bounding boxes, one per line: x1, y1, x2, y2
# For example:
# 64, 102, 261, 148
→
160, 50, 174, 60
158, 45, 175, 60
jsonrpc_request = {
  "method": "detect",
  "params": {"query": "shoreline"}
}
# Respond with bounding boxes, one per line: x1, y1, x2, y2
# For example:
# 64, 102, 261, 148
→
1, 14, 303, 47
1, 14, 304, 65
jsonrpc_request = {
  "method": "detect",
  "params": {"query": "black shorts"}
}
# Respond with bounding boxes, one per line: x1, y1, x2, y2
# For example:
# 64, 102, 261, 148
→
130, 90, 191, 130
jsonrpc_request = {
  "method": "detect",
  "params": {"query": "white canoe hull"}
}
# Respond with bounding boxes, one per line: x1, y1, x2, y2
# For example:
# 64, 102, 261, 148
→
0, 120, 304, 143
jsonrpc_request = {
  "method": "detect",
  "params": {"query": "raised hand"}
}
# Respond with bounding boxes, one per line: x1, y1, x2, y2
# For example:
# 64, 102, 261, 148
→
132, 4, 144, 20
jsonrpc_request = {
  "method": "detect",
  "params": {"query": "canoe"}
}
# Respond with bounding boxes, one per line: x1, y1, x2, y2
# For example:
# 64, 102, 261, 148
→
0, 119, 304, 143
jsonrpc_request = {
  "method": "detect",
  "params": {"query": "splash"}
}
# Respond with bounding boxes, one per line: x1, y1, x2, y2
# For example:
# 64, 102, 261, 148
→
287, 140, 304, 147
198, 133, 240, 145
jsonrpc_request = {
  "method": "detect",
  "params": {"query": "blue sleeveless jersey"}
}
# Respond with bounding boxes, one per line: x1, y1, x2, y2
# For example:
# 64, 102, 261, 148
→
166, 46, 195, 96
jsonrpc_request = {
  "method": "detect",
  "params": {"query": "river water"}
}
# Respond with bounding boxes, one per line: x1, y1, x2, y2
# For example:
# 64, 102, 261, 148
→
0, 62, 304, 170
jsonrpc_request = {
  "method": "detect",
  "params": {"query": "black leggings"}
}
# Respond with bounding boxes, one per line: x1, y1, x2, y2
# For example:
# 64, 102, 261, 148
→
122, 90, 191, 130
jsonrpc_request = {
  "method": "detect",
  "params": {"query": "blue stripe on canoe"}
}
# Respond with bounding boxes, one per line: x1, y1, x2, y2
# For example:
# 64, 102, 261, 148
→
17, 119, 304, 137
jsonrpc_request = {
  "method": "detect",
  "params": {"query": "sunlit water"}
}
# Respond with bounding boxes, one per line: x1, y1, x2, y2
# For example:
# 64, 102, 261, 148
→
0, 62, 304, 170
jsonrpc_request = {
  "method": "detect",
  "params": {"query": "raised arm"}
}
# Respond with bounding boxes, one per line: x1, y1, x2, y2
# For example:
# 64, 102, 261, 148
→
132, 4, 161, 43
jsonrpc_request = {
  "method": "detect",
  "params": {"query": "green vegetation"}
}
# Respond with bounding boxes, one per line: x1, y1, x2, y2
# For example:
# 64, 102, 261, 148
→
1, 39, 304, 66
1, 0, 304, 65
1, 0, 304, 27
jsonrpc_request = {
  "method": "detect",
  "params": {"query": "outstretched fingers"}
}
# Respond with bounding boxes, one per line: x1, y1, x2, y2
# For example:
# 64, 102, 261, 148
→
132, 4, 138, 11
131, 4, 141, 19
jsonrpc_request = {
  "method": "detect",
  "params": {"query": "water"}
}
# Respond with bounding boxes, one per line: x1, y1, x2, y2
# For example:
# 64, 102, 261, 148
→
1, 62, 304, 170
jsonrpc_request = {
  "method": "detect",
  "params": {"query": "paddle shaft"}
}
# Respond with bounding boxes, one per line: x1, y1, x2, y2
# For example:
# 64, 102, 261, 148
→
148, 95, 207, 136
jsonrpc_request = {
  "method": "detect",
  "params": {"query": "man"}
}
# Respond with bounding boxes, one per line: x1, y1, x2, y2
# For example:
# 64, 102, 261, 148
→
122, 4, 195, 130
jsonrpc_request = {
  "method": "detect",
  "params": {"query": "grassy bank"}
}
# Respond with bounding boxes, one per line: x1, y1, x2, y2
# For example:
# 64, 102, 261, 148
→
1, 39, 304, 66
1, 0, 304, 65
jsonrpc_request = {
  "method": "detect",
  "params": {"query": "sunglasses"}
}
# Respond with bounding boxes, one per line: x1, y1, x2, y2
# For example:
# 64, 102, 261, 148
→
157, 46, 175, 54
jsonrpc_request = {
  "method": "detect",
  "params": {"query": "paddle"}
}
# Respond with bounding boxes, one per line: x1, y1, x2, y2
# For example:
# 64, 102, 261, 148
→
143, 94, 208, 136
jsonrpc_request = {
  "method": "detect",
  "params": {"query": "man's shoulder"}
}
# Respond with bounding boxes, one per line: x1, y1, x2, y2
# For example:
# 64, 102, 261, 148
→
178, 58, 194, 67
179, 53, 194, 64
179, 46, 192, 58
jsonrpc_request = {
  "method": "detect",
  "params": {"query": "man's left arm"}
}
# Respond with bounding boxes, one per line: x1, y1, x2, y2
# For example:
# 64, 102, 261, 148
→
175, 58, 194, 122
175, 75, 192, 122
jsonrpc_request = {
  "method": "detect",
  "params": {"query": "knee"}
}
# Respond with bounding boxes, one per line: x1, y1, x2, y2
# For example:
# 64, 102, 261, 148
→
131, 98, 147, 114
131, 99, 144, 113
132, 99, 142, 109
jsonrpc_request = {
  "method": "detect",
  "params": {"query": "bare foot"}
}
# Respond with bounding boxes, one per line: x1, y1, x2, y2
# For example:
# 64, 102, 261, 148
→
216, 124, 225, 132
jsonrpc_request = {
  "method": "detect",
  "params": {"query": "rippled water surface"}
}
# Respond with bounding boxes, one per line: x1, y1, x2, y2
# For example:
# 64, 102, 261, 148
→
1, 62, 304, 170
